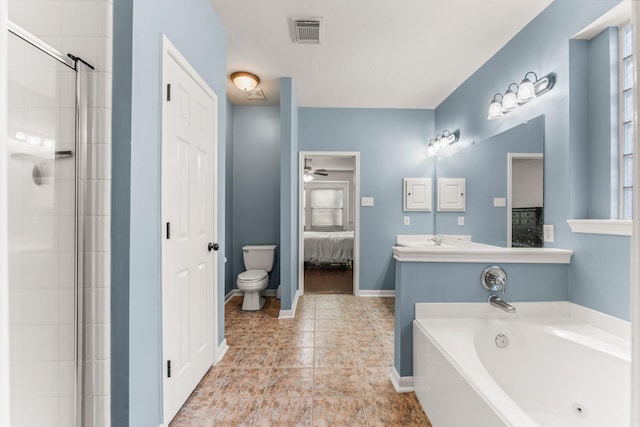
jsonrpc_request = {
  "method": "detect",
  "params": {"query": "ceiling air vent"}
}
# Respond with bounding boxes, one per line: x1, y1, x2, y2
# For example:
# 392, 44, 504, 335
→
290, 17, 323, 44
244, 89, 265, 100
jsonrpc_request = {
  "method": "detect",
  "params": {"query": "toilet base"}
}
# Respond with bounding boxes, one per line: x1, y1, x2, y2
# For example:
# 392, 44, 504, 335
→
241, 290, 265, 311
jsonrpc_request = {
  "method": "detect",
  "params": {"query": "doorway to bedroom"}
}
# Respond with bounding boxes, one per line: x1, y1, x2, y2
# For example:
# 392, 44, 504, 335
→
298, 152, 360, 295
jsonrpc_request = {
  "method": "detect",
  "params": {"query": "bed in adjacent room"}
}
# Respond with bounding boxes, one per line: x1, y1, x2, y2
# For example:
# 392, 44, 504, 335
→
303, 230, 354, 267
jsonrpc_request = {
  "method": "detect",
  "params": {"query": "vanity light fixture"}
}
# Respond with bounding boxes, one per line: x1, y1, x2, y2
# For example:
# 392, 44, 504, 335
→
487, 94, 504, 120
501, 83, 519, 112
517, 72, 537, 103
230, 71, 260, 91
487, 71, 556, 120
427, 130, 460, 156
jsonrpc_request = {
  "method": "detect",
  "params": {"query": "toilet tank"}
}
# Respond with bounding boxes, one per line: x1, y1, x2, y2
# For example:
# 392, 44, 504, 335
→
242, 245, 277, 272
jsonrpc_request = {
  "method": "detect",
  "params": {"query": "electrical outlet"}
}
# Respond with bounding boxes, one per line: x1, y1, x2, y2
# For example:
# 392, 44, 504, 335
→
544, 224, 555, 242
494, 197, 506, 207
403, 216, 410, 226
458, 216, 464, 226
361, 197, 374, 206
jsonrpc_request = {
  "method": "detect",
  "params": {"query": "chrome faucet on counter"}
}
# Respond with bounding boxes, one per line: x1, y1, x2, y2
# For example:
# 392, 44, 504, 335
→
488, 295, 516, 313
429, 236, 444, 246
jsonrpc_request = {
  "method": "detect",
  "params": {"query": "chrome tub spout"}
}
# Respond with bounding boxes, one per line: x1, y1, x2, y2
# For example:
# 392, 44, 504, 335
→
489, 295, 516, 313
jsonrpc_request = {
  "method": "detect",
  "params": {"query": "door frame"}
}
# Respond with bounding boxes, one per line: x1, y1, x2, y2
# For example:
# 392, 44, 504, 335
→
298, 151, 360, 295
507, 153, 543, 247
160, 35, 219, 424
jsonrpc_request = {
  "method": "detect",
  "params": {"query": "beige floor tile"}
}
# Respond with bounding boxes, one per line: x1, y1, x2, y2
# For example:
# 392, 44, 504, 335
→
360, 367, 397, 395
363, 394, 431, 426
231, 346, 277, 368
255, 397, 312, 427
264, 368, 314, 397
274, 347, 315, 368
278, 331, 315, 348
312, 396, 368, 427
199, 396, 262, 426
215, 368, 271, 397
183, 296, 434, 426
313, 367, 363, 397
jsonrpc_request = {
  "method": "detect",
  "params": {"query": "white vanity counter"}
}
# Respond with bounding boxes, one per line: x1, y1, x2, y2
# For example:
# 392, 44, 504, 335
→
394, 235, 573, 264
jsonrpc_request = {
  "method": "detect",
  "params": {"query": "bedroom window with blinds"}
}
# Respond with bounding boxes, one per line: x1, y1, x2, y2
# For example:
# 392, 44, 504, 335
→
311, 188, 344, 228
307, 181, 349, 229
621, 23, 634, 219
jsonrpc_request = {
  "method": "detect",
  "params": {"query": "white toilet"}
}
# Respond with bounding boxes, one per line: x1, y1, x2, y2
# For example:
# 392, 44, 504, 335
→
237, 245, 277, 311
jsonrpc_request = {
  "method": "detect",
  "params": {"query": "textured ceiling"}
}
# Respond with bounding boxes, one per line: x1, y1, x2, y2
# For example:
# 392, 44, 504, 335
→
211, 0, 554, 108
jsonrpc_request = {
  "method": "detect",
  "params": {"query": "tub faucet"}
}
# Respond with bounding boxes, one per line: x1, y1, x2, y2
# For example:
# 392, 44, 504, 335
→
488, 295, 516, 313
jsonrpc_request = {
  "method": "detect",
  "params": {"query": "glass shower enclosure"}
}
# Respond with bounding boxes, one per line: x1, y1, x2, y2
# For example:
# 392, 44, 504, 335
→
7, 22, 88, 427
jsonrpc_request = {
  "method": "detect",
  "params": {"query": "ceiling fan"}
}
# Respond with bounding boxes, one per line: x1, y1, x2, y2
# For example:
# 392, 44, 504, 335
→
303, 159, 328, 182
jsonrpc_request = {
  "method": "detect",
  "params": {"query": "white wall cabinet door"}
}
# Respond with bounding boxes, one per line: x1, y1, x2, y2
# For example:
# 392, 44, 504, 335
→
438, 178, 466, 211
404, 178, 432, 211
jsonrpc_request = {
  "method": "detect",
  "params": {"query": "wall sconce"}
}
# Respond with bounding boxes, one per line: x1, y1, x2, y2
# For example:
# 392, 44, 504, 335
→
230, 71, 260, 91
487, 72, 556, 120
303, 170, 314, 182
427, 130, 459, 156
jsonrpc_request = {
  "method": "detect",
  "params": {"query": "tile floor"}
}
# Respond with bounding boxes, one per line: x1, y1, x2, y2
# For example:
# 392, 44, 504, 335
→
170, 294, 431, 426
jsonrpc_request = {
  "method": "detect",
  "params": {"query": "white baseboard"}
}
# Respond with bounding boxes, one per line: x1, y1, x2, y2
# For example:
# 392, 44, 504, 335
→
278, 289, 301, 319
225, 288, 277, 304
358, 290, 395, 297
216, 339, 229, 364
389, 366, 413, 393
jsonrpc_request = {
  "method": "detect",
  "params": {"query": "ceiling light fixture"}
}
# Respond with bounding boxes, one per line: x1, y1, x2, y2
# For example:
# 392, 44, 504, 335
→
427, 130, 460, 156
230, 71, 260, 91
487, 72, 556, 120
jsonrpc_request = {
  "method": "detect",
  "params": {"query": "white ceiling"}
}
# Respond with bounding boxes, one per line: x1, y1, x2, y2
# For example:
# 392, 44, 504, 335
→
211, 0, 554, 109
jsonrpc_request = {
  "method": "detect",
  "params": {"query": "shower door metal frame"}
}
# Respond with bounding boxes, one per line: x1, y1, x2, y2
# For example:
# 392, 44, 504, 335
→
7, 21, 89, 427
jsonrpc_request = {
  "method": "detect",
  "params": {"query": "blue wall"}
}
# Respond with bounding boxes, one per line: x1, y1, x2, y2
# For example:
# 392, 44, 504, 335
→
231, 106, 281, 291
434, 0, 620, 248
299, 108, 435, 291
280, 78, 299, 310
435, 116, 544, 246
570, 233, 631, 320
588, 28, 620, 219
395, 260, 569, 376
225, 100, 234, 294
111, 0, 227, 424
433, 0, 630, 321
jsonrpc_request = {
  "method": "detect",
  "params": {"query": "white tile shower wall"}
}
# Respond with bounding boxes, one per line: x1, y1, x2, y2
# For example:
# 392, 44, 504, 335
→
8, 1, 112, 426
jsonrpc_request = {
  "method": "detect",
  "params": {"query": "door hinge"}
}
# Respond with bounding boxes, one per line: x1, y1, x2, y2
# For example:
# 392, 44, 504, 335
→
166, 222, 171, 239
167, 360, 171, 378
167, 83, 171, 101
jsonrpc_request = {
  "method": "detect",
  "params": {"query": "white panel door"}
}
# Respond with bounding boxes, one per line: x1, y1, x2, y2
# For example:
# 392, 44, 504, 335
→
161, 39, 218, 424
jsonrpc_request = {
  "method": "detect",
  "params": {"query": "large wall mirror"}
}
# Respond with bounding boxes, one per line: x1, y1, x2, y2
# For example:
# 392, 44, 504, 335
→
434, 115, 545, 247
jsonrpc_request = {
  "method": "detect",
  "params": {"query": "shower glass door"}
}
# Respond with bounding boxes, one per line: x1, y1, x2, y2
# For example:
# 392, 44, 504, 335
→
7, 29, 79, 427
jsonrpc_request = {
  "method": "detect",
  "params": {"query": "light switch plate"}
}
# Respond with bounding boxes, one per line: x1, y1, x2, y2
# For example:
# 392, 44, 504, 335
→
543, 224, 555, 242
403, 216, 410, 226
494, 197, 506, 207
458, 216, 465, 226
361, 197, 374, 206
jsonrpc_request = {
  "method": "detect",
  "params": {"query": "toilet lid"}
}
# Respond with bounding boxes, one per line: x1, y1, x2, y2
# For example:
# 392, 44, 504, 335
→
239, 269, 267, 282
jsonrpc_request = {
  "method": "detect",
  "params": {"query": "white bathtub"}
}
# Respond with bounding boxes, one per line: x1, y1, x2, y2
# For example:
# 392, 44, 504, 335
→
413, 302, 630, 426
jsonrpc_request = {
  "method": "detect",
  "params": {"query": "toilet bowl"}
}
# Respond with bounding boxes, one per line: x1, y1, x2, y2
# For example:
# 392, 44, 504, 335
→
237, 270, 269, 310
237, 245, 276, 311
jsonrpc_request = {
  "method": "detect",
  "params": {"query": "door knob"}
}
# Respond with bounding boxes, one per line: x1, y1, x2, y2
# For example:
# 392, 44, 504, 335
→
208, 242, 219, 252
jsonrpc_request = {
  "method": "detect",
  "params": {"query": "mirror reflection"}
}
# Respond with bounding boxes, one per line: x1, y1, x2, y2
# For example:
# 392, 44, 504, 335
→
434, 115, 545, 247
